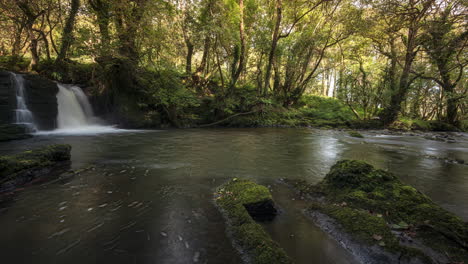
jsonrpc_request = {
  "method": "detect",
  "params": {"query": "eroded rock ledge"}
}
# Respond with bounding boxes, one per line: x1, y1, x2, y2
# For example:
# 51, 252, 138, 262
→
284, 160, 468, 264
0, 144, 71, 192
214, 178, 291, 264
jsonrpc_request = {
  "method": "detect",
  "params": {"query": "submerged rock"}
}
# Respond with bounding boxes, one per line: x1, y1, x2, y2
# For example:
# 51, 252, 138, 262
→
285, 160, 468, 264
214, 178, 291, 264
0, 144, 71, 192
348, 131, 364, 138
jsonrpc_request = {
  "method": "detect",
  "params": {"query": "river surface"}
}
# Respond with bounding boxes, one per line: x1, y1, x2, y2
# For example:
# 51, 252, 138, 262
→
0, 128, 467, 264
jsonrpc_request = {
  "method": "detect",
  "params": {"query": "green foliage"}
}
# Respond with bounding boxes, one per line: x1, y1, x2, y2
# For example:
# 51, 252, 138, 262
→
225, 95, 356, 128
298, 96, 356, 123
0, 56, 30, 72
139, 68, 200, 126
37, 59, 95, 84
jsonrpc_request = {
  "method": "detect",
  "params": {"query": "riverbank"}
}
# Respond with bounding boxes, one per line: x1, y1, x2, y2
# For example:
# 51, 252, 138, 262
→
1, 62, 465, 133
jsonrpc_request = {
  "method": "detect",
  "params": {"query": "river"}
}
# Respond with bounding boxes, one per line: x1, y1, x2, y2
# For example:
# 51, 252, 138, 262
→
0, 128, 467, 263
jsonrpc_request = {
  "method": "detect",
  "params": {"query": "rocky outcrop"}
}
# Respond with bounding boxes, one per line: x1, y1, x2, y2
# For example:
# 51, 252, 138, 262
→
0, 124, 32, 142
0, 71, 16, 124
23, 74, 58, 130
285, 160, 468, 264
0, 144, 71, 192
0, 71, 59, 131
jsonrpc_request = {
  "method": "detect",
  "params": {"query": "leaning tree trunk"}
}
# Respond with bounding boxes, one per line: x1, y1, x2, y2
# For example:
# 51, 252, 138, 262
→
263, 0, 282, 96
56, 0, 80, 63
27, 25, 40, 70
229, 0, 246, 92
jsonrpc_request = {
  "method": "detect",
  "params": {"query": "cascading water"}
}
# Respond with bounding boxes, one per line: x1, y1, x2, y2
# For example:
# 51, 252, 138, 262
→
56, 84, 93, 128
36, 84, 121, 135
12, 73, 37, 132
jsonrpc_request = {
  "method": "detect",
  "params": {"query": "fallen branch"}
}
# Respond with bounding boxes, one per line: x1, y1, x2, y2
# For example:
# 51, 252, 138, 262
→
197, 109, 260, 128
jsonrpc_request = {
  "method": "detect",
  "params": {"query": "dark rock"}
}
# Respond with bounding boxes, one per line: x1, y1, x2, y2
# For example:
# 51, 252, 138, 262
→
0, 71, 16, 124
0, 124, 32, 142
244, 199, 278, 221
22, 74, 58, 130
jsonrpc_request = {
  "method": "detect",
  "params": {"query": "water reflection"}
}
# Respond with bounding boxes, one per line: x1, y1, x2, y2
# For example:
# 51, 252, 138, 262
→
0, 128, 467, 264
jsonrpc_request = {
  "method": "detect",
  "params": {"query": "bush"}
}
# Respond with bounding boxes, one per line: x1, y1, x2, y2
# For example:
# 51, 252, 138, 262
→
0, 56, 30, 72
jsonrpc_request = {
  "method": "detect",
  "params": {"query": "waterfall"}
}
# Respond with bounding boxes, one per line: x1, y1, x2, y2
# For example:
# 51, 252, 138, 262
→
56, 84, 94, 128
44, 84, 120, 135
11, 73, 37, 132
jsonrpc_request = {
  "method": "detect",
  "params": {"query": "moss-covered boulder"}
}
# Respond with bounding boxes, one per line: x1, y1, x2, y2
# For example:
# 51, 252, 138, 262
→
286, 160, 468, 264
215, 178, 291, 264
0, 144, 71, 188
348, 131, 364, 138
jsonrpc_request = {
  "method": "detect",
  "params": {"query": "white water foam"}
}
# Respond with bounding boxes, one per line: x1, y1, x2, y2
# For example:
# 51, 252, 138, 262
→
36, 84, 124, 135
11, 73, 37, 132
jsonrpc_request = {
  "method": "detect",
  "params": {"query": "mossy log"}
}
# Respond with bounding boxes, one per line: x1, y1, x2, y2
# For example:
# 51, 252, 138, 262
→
286, 160, 468, 264
0, 144, 71, 188
214, 178, 292, 264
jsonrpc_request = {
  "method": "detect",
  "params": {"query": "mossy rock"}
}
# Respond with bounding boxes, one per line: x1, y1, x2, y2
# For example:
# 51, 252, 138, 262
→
348, 131, 364, 138
289, 160, 468, 263
0, 144, 71, 180
0, 124, 33, 142
215, 178, 291, 264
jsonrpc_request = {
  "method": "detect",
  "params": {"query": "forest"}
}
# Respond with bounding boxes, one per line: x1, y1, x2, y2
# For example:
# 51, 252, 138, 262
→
0, 1, 468, 264
0, 0, 466, 130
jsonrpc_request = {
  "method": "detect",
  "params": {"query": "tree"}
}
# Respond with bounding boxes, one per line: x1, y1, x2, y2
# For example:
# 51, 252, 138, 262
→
370, 0, 435, 125
56, 0, 80, 63
420, 0, 467, 124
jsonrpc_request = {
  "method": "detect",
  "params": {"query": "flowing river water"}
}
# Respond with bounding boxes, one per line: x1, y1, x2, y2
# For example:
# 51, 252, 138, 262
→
0, 128, 467, 264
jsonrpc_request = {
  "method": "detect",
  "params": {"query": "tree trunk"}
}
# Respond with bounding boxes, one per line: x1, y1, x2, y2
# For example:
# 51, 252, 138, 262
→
56, 0, 80, 63
89, 0, 111, 56
27, 25, 39, 70
197, 36, 211, 75
445, 84, 458, 124
382, 27, 417, 125
263, 0, 282, 95
185, 39, 194, 75
229, 0, 246, 92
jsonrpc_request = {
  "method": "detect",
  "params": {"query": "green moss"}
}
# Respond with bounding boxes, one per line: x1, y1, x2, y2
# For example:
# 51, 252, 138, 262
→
313, 203, 400, 248
294, 160, 468, 263
0, 144, 71, 180
215, 179, 291, 264
348, 131, 364, 138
